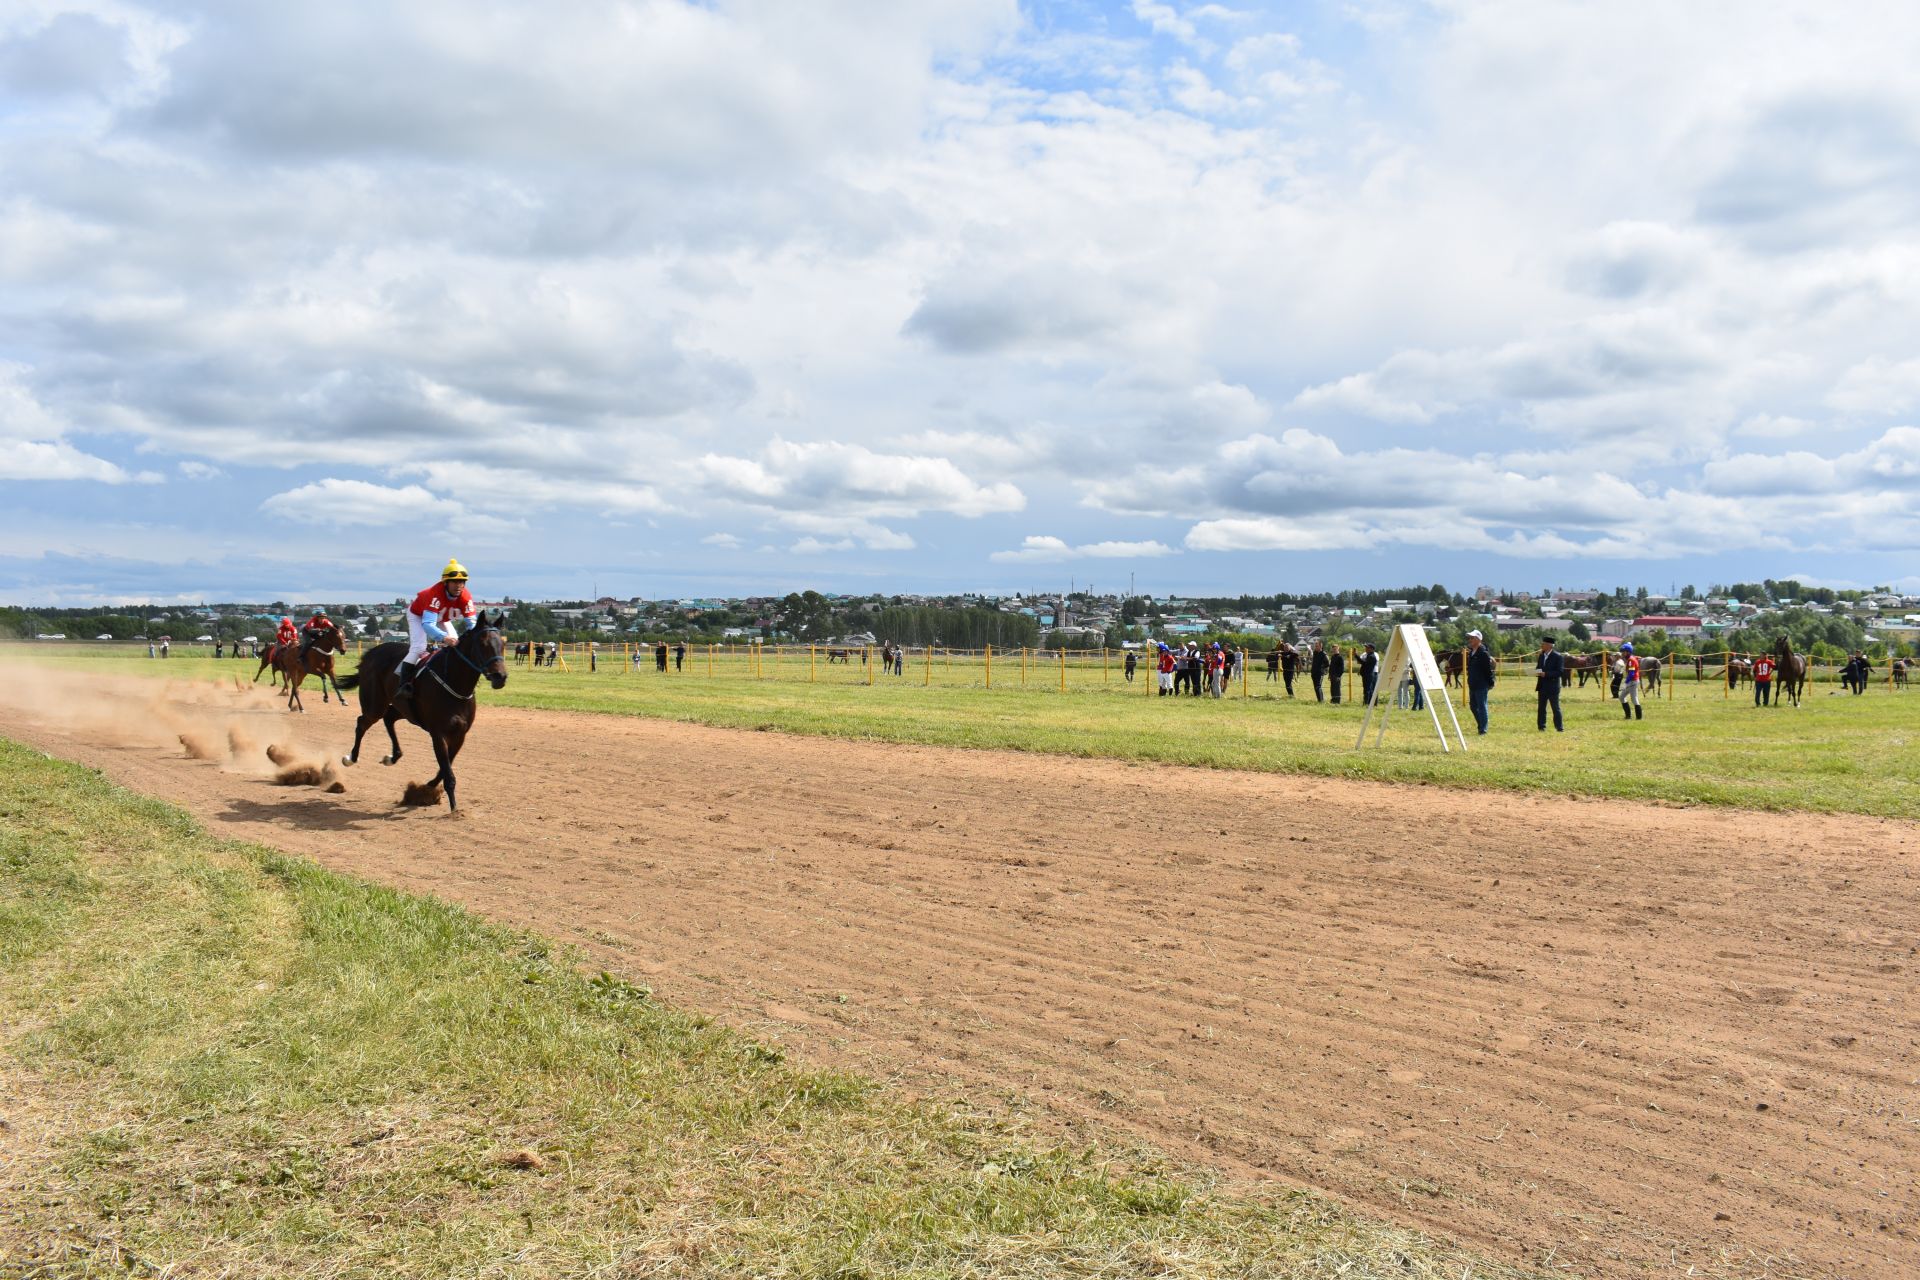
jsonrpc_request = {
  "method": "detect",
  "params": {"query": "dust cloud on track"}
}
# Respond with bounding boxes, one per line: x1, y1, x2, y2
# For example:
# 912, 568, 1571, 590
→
1, 671, 1913, 1278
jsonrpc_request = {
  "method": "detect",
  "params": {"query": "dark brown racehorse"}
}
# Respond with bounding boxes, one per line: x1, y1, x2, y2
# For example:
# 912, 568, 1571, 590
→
277, 627, 349, 712
336, 612, 508, 812
1563, 652, 1605, 690
1440, 648, 1465, 687
254, 639, 293, 688
1771, 635, 1808, 706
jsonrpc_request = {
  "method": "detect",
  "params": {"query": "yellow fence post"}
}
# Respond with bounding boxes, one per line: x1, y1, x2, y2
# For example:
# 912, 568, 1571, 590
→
1103, 647, 1109, 685
985, 643, 992, 689
1021, 647, 1028, 690
924, 643, 931, 687
1059, 648, 1066, 693
867, 646, 874, 686
707, 643, 714, 678
809, 645, 816, 683
1242, 649, 1248, 698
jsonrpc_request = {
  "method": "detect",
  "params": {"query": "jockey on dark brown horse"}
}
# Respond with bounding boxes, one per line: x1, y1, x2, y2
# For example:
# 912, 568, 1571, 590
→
396, 559, 477, 702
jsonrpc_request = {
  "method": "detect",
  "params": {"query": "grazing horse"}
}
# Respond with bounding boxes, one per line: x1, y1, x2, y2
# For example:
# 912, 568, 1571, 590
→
277, 627, 349, 712
336, 611, 508, 813
1893, 658, 1910, 689
1725, 656, 1752, 688
1771, 636, 1808, 706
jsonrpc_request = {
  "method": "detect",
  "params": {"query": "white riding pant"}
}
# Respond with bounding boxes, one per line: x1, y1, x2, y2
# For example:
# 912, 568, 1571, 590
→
405, 614, 437, 666
1620, 681, 1641, 708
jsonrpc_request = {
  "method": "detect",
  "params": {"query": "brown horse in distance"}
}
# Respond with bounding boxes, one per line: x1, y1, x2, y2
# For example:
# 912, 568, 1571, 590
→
276, 627, 349, 713
336, 612, 508, 813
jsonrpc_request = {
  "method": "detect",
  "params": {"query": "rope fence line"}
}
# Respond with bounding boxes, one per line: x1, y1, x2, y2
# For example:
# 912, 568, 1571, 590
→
60, 637, 1913, 699
481, 641, 1909, 699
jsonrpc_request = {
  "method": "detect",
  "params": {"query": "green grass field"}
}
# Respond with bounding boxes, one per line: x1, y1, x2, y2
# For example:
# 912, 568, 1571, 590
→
5, 642, 1917, 817
0, 737, 1526, 1278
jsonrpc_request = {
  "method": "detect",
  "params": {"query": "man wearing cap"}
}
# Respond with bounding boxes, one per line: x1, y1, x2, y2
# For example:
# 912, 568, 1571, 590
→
1534, 635, 1565, 731
1466, 629, 1496, 734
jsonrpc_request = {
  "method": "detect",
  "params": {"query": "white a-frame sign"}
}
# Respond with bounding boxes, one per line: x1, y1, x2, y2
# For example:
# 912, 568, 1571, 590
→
1356, 624, 1470, 753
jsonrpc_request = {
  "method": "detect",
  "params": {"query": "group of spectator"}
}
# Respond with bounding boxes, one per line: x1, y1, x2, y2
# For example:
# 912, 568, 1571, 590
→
1152, 641, 1245, 697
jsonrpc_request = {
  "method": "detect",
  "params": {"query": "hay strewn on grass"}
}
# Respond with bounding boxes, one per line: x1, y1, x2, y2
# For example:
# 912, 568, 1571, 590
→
0, 737, 1532, 1279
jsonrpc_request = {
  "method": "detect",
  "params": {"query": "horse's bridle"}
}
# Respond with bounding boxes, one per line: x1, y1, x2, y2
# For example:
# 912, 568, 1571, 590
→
444, 623, 509, 682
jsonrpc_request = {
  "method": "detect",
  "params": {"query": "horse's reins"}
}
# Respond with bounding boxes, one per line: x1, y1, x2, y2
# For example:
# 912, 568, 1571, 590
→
420, 627, 507, 703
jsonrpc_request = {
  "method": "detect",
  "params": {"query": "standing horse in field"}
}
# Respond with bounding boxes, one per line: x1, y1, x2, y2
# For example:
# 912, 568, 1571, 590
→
336, 612, 508, 813
276, 627, 349, 713
1894, 658, 1911, 690
1440, 648, 1466, 688
1771, 636, 1808, 706
1564, 653, 1605, 690
1611, 654, 1662, 694
1725, 656, 1752, 688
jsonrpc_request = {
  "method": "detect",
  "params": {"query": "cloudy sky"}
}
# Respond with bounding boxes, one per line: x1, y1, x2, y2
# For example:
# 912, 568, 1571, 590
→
3, 0, 1918, 604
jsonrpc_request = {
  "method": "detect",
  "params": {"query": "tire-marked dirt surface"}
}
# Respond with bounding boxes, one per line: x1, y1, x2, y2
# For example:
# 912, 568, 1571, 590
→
3, 673, 1915, 1278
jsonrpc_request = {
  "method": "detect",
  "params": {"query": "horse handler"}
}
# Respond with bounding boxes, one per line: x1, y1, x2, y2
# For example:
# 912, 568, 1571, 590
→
1618, 641, 1644, 720
1753, 652, 1774, 706
397, 558, 476, 700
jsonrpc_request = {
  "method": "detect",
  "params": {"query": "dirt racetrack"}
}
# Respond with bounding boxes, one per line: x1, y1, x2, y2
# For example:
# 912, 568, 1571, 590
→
1, 672, 1914, 1278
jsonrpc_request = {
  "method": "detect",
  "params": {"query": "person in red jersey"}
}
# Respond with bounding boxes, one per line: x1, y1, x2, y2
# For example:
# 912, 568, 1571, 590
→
396, 559, 475, 700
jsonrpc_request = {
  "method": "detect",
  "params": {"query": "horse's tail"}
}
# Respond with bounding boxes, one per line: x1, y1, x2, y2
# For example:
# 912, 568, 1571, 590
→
335, 671, 363, 691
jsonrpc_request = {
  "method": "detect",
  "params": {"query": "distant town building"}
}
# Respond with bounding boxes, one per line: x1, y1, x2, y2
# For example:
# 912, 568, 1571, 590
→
1630, 615, 1703, 637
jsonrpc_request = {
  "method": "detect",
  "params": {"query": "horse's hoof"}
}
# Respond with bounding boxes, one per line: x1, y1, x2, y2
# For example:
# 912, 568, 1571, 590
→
380, 755, 395, 765
340, 755, 355, 767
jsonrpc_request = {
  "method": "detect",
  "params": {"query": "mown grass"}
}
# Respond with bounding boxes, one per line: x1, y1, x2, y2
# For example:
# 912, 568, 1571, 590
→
6, 644, 1917, 817
0, 737, 1528, 1278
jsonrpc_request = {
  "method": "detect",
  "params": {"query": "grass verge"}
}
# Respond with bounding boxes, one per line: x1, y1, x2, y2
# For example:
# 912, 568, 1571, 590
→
0, 737, 1527, 1278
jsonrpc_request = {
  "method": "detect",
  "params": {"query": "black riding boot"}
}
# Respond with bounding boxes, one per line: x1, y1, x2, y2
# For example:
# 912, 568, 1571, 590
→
1634, 703, 1643, 720
1621, 700, 1632, 719
395, 661, 418, 700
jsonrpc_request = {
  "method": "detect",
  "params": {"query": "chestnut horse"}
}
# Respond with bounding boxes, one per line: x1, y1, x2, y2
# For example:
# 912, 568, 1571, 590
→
276, 627, 349, 713
336, 611, 508, 812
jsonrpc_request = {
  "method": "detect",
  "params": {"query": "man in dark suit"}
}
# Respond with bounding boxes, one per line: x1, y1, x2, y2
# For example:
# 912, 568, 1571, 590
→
1328, 646, 1345, 703
1357, 642, 1379, 705
1535, 635, 1565, 732
1310, 640, 1328, 702
1465, 629, 1496, 734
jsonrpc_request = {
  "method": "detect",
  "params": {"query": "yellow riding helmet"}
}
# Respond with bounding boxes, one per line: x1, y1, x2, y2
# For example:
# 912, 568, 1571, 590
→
441, 558, 469, 583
